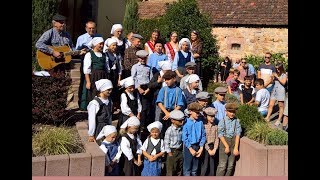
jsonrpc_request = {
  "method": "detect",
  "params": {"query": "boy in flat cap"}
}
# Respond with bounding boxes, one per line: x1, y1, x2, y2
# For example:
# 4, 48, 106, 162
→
211, 87, 228, 124
164, 110, 185, 176
200, 107, 219, 176
123, 34, 144, 78
182, 102, 206, 176
180, 62, 203, 91
131, 50, 153, 132
216, 103, 242, 176
35, 14, 86, 74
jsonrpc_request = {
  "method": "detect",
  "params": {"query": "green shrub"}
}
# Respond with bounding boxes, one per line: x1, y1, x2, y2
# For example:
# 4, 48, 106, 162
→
236, 104, 264, 132
32, 73, 72, 124
206, 82, 227, 94
266, 128, 288, 145
245, 53, 288, 71
123, 0, 139, 35
32, 126, 84, 156
246, 121, 272, 144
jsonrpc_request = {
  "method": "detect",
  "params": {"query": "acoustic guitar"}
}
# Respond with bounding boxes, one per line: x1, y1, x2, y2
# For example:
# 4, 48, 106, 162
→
36, 45, 86, 70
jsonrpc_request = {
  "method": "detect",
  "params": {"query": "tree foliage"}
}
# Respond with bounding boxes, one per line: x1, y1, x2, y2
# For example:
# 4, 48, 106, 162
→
123, 0, 139, 35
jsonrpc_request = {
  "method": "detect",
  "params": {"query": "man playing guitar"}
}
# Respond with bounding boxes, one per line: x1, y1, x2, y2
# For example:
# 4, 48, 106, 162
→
35, 14, 86, 74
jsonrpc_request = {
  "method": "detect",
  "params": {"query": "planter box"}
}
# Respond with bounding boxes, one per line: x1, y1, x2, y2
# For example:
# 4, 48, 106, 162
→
32, 121, 105, 176
234, 137, 288, 176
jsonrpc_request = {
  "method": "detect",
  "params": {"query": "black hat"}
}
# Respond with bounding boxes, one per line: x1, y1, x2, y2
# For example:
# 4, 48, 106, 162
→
52, 14, 66, 21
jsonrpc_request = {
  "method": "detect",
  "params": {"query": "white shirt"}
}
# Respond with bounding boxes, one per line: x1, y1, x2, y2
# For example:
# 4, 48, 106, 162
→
141, 137, 165, 155
83, 51, 108, 74
255, 88, 270, 112
87, 97, 110, 136
120, 133, 142, 161
99, 140, 122, 165
120, 92, 142, 116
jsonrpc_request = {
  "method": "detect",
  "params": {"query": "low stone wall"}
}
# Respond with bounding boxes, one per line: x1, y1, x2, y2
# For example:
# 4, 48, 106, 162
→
32, 121, 105, 176
234, 137, 288, 176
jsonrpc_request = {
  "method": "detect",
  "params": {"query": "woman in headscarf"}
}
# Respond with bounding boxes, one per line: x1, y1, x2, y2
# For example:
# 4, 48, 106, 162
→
104, 24, 126, 57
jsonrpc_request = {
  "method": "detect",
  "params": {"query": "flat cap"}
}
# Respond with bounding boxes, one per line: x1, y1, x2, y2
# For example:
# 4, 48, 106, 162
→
185, 62, 197, 67
196, 91, 210, 100
136, 50, 149, 58
225, 103, 238, 111
132, 33, 143, 39
214, 87, 227, 94
203, 107, 217, 116
52, 14, 66, 21
169, 110, 185, 120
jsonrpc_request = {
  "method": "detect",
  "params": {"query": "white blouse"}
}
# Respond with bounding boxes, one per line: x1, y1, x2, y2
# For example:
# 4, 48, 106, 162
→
87, 97, 110, 136
120, 92, 142, 116
120, 133, 142, 161
83, 51, 107, 74
141, 137, 165, 155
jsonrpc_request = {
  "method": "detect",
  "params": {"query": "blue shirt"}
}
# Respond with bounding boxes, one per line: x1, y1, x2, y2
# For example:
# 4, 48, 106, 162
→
131, 62, 153, 88
247, 63, 256, 76
217, 116, 242, 138
211, 100, 226, 124
156, 85, 185, 111
172, 51, 195, 71
147, 52, 168, 73
75, 33, 102, 50
182, 118, 206, 148
35, 28, 74, 54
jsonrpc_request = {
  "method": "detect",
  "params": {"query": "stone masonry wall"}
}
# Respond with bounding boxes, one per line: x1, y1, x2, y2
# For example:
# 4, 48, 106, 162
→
212, 27, 288, 62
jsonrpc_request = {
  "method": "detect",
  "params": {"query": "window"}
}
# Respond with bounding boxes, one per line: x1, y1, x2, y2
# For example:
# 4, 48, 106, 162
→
231, 43, 241, 50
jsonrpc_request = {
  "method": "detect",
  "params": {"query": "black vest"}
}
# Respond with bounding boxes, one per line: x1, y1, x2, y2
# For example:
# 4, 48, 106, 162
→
94, 97, 113, 136
125, 92, 138, 115
146, 137, 161, 155
122, 133, 138, 158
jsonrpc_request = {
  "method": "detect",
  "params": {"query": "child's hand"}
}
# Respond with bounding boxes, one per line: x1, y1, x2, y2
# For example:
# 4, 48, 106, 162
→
137, 158, 142, 166
88, 136, 96, 143
163, 112, 170, 120
147, 155, 155, 162
224, 146, 230, 154
86, 82, 91, 90
233, 148, 240, 156
189, 148, 197, 156
138, 87, 145, 94
168, 152, 173, 157
196, 147, 203, 157
143, 88, 150, 95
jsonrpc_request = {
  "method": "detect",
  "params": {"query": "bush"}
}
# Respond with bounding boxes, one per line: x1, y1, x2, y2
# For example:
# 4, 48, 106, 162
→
32, 73, 72, 124
236, 104, 264, 132
206, 82, 227, 94
122, 0, 139, 35
32, 125, 84, 156
266, 128, 288, 145
245, 53, 288, 71
246, 121, 272, 144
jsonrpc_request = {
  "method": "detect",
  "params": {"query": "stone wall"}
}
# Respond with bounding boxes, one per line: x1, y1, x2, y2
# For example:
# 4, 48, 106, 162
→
212, 27, 288, 62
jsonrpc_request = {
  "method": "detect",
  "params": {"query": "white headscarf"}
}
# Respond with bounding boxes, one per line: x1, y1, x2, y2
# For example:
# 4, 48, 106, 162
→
95, 79, 113, 92
103, 38, 118, 52
119, 77, 135, 88
110, 24, 123, 34
178, 38, 191, 50
147, 121, 163, 133
120, 116, 140, 129
158, 61, 172, 70
96, 125, 117, 140
185, 74, 200, 83
87, 37, 104, 48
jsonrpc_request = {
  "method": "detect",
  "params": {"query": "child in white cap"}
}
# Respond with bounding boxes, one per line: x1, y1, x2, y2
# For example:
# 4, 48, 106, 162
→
119, 116, 143, 176
96, 125, 122, 176
182, 74, 201, 105
83, 37, 108, 104
87, 79, 113, 142
200, 107, 219, 176
117, 77, 142, 130
104, 24, 125, 56
164, 110, 185, 176
140, 121, 165, 176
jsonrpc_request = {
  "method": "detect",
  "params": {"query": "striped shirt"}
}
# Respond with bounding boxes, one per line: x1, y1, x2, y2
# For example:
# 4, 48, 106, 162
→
203, 123, 219, 151
163, 124, 183, 153
35, 28, 74, 54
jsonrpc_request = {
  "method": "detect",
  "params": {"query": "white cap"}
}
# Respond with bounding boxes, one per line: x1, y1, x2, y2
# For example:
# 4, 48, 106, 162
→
147, 121, 163, 132
158, 61, 172, 70
95, 79, 113, 92
169, 110, 185, 120
185, 74, 200, 83
120, 116, 140, 129
96, 125, 117, 140
119, 77, 135, 88
110, 24, 123, 34
88, 37, 104, 48
178, 38, 191, 49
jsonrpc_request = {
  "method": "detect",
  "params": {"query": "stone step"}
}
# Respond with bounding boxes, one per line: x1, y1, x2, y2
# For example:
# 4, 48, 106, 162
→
70, 69, 81, 78
72, 77, 81, 86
